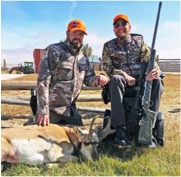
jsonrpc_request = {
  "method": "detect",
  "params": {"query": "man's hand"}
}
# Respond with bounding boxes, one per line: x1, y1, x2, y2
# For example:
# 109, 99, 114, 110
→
124, 74, 136, 86
95, 75, 108, 87
146, 67, 161, 81
37, 114, 50, 126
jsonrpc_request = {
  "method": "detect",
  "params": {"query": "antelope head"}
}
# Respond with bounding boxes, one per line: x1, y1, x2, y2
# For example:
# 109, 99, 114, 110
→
74, 115, 115, 161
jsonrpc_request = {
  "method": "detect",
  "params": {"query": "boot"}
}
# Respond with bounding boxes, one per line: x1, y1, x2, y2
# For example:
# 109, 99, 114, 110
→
113, 126, 132, 147
24, 116, 36, 126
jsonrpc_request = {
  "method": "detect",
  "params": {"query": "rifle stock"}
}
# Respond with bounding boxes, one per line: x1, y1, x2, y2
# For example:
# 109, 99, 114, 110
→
142, 49, 156, 109
138, 2, 162, 145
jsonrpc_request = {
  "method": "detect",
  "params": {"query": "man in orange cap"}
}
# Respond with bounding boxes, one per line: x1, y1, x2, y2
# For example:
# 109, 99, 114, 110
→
66, 19, 87, 49
102, 14, 164, 147
26, 19, 108, 126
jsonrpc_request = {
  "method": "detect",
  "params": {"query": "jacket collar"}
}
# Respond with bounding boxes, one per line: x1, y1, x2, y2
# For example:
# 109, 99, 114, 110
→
117, 34, 132, 45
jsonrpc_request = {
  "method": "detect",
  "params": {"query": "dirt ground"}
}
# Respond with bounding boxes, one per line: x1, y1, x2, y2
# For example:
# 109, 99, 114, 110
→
1, 73, 180, 133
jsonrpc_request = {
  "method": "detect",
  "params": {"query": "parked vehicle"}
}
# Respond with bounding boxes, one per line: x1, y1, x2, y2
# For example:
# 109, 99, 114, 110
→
9, 62, 34, 74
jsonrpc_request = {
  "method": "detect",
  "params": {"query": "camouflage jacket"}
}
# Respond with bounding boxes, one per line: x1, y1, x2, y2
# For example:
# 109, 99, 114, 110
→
37, 39, 98, 116
102, 33, 151, 78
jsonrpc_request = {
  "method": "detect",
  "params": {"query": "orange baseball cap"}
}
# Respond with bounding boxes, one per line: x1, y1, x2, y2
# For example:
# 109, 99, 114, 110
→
113, 14, 130, 24
67, 19, 87, 35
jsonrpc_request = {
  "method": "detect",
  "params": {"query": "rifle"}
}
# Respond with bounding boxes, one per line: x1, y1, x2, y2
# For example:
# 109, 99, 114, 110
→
138, 2, 162, 146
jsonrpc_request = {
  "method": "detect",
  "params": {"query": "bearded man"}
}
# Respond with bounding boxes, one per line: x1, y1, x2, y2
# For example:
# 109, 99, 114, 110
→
28, 19, 108, 126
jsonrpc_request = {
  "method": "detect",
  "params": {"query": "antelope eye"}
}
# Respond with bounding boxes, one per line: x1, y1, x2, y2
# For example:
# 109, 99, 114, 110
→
84, 142, 98, 146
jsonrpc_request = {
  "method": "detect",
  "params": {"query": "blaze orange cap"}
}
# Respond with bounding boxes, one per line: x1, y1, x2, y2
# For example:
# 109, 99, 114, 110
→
67, 19, 87, 35
113, 14, 130, 25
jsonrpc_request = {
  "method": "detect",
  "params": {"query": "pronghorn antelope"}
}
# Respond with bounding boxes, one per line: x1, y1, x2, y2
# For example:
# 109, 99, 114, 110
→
1, 116, 115, 169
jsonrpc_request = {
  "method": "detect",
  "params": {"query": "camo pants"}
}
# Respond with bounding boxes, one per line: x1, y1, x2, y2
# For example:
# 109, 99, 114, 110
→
109, 75, 164, 127
48, 111, 83, 126
24, 112, 83, 126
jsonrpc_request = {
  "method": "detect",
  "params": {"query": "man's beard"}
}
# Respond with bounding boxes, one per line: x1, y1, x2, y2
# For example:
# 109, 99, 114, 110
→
70, 39, 82, 49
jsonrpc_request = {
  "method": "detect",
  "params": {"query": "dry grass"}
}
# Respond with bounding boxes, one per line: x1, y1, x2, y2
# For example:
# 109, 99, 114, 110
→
9, 73, 38, 81
1, 73, 180, 127
1, 72, 180, 176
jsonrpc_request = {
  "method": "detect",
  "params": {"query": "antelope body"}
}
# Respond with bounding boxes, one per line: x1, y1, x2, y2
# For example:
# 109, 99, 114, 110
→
1, 117, 115, 168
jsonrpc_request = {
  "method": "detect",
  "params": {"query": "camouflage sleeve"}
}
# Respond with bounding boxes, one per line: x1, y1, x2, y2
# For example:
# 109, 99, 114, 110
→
83, 60, 98, 87
102, 44, 127, 78
140, 39, 151, 62
36, 48, 51, 115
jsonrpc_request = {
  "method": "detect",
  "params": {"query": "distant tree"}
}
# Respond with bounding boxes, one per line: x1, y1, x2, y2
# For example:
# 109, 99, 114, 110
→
81, 44, 92, 57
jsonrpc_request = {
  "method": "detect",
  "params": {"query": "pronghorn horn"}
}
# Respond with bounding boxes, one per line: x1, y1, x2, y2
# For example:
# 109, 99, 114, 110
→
87, 115, 99, 140
98, 116, 116, 142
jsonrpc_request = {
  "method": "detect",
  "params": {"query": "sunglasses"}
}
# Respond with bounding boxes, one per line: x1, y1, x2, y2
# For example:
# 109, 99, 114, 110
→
114, 21, 128, 28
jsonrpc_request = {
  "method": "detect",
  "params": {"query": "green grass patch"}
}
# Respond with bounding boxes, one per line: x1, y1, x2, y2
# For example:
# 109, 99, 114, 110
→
2, 140, 180, 176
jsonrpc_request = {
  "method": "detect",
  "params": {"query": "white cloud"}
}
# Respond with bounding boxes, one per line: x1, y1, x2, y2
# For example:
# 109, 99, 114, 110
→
1, 48, 34, 66
1, 29, 65, 66
131, 20, 180, 59
155, 21, 180, 59
131, 23, 141, 32
2, 20, 180, 67
156, 36, 180, 59
1, 31, 112, 65
65, 0, 77, 26
163, 21, 180, 29
2, 27, 60, 48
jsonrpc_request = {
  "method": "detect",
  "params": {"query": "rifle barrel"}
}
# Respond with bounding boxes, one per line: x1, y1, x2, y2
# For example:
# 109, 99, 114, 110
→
151, 2, 162, 49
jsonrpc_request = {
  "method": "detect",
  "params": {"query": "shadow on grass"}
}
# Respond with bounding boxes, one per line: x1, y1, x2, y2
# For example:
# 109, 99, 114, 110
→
97, 138, 145, 162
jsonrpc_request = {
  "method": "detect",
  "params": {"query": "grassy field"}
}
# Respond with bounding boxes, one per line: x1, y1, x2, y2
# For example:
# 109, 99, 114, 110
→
1, 73, 180, 176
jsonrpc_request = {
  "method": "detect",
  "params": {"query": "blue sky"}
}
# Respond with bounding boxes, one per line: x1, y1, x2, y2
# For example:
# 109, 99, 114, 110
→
1, 0, 180, 66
